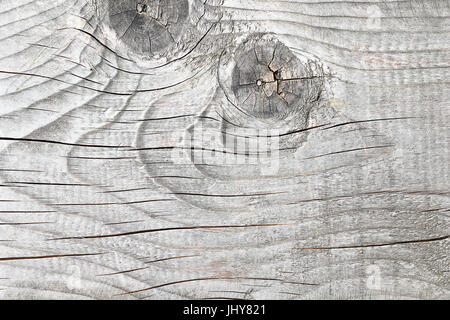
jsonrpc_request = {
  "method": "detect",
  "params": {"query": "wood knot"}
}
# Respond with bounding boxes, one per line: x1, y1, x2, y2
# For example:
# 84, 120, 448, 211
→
219, 34, 326, 132
102, 0, 190, 57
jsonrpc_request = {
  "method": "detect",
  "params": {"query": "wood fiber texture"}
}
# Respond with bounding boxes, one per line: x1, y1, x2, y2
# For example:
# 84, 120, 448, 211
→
0, 0, 448, 299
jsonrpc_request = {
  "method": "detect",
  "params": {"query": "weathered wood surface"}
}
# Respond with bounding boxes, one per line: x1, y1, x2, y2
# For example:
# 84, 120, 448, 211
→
0, 0, 448, 299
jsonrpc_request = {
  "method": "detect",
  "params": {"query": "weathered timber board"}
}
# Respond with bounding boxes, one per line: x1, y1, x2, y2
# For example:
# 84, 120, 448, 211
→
0, 0, 448, 299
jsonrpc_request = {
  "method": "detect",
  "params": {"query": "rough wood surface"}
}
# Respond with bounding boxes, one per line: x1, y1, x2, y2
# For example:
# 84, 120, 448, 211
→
0, 0, 448, 299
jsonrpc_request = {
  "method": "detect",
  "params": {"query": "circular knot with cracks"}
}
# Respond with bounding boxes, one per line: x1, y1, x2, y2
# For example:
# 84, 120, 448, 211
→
100, 0, 190, 58
219, 34, 326, 133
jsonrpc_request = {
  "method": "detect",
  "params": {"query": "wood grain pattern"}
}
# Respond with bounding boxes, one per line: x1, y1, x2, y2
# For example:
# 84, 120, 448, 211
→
0, 0, 448, 299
